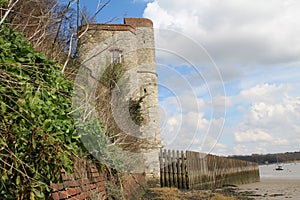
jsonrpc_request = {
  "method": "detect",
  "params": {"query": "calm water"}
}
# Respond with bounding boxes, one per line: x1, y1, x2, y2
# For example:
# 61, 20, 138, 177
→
259, 162, 300, 180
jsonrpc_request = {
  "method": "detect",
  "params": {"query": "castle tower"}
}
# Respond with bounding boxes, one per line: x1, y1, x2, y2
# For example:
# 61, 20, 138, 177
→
77, 18, 161, 178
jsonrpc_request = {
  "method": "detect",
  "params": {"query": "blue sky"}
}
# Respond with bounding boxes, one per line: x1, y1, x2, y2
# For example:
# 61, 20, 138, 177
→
80, 0, 300, 155
80, 0, 149, 23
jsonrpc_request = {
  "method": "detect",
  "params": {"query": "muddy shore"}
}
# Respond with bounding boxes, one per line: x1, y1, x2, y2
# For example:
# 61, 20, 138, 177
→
142, 178, 300, 200
234, 178, 300, 200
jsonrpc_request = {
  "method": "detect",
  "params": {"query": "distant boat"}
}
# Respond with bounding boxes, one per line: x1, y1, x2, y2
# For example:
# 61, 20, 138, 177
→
275, 165, 284, 170
275, 154, 284, 171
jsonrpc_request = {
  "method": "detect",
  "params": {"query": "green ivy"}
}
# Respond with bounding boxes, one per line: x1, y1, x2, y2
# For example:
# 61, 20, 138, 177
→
0, 25, 80, 199
129, 96, 145, 126
0, 0, 7, 7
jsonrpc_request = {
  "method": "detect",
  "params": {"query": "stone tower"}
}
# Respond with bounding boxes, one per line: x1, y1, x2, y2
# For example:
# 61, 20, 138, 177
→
77, 18, 161, 177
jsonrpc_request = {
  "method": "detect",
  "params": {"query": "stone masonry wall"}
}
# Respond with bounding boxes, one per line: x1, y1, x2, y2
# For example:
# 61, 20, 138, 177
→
77, 18, 162, 178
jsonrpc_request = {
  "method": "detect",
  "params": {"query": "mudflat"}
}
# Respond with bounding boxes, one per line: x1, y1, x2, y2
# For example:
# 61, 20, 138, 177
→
237, 178, 300, 200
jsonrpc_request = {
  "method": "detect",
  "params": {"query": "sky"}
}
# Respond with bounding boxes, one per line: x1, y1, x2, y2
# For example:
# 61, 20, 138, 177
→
80, 0, 300, 156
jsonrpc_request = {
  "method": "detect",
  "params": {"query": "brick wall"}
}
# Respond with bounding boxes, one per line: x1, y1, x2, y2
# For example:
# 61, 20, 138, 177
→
80, 24, 136, 34
124, 18, 153, 27
50, 158, 106, 200
50, 157, 147, 200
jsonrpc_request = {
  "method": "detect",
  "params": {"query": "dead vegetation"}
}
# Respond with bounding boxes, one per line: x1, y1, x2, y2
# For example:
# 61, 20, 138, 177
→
95, 62, 152, 152
141, 187, 238, 200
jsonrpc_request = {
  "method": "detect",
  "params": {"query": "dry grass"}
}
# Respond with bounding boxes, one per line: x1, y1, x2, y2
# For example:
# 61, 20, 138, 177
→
142, 188, 180, 200
212, 194, 236, 200
141, 188, 237, 200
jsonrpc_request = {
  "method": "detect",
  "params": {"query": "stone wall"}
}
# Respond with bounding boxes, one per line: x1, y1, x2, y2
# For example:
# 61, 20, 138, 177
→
77, 18, 162, 178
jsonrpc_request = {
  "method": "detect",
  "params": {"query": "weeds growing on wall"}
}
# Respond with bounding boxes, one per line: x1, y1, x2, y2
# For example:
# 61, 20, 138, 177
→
129, 96, 145, 126
96, 62, 147, 150
101, 63, 146, 126
105, 179, 124, 200
100, 63, 124, 89
0, 25, 80, 199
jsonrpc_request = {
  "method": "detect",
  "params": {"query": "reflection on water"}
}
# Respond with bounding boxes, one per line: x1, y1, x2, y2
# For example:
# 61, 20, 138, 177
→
259, 163, 300, 180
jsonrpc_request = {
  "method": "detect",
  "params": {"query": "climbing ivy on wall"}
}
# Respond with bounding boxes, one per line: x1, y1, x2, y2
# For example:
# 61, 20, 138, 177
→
0, 25, 80, 199
129, 96, 145, 126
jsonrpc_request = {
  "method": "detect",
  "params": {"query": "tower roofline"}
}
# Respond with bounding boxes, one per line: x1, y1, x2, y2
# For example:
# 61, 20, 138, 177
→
124, 18, 153, 28
78, 18, 153, 35
79, 23, 136, 34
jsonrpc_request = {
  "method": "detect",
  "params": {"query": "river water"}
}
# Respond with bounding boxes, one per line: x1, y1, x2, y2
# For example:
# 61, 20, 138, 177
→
259, 162, 300, 180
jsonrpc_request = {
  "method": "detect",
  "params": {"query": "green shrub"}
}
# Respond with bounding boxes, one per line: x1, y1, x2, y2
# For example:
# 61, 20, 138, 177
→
0, 25, 80, 199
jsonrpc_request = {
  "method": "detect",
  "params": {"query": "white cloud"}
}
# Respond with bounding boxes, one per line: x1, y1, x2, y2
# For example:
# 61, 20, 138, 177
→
167, 117, 178, 127
144, 0, 300, 80
231, 84, 300, 154
239, 83, 289, 104
211, 95, 231, 107
246, 97, 300, 128
234, 129, 273, 142
159, 91, 226, 151
144, 0, 300, 155
274, 138, 289, 145
213, 143, 230, 156
233, 144, 251, 155
161, 111, 209, 145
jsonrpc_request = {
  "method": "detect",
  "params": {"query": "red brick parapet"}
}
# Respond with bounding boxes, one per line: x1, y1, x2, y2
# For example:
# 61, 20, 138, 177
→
124, 18, 153, 28
79, 18, 153, 35
79, 23, 136, 34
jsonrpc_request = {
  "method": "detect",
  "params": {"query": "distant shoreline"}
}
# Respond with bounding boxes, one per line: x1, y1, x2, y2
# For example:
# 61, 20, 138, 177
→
259, 160, 300, 165
229, 151, 300, 165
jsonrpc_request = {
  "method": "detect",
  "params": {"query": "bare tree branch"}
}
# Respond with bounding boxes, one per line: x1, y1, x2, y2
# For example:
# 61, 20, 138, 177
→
90, 0, 111, 22
0, 0, 20, 25
53, 0, 72, 45
62, 32, 74, 74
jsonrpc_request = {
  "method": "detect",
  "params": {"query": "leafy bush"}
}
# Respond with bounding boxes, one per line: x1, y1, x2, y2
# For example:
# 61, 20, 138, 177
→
0, 25, 79, 199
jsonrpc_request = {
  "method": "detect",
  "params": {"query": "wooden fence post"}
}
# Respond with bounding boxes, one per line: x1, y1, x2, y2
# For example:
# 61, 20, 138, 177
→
163, 149, 168, 187
159, 149, 259, 190
172, 150, 177, 188
181, 150, 187, 189
167, 149, 172, 187
159, 149, 164, 187
176, 150, 181, 188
